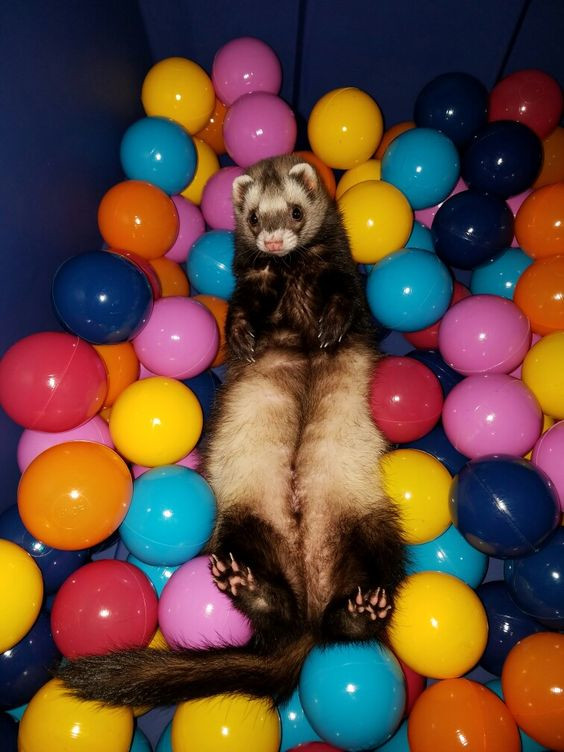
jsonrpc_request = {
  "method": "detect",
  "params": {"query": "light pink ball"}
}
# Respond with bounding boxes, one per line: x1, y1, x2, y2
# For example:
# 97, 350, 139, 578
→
532, 421, 564, 511
17, 416, 113, 472
212, 36, 282, 106
201, 166, 244, 230
414, 177, 466, 228
133, 297, 219, 379
158, 555, 253, 649
165, 195, 205, 264
442, 374, 543, 459
132, 448, 201, 478
438, 294, 531, 375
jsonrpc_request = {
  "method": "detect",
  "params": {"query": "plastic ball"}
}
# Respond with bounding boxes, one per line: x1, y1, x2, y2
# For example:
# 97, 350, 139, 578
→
405, 220, 434, 252
294, 150, 337, 198
0, 712, 17, 750
377, 720, 409, 751
308, 87, 383, 170
126, 555, 178, 597
407, 349, 464, 396
408, 678, 520, 752
130, 728, 152, 752
381, 449, 452, 545
165, 195, 205, 264
186, 230, 236, 299
120, 116, 197, 195
180, 137, 220, 205
193, 295, 228, 367
0, 332, 107, 431
442, 374, 542, 458
522, 332, 564, 417
335, 158, 381, 200
401, 423, 468, 476
159, 555, 253, 649
287, 745, 341, 752
149, 257, 190, 297
172, 694, 280, 752
382, 127, 460, 210
366, 248, 453, 331
432, 189, 514, 269
182, 369, 221, 424
195, 97, 227, 155
515, 182, 564, 258
212, 37, 282, 105
398, 659, 425, 717
201, 166, 244, 230
223, 92, 296, 168
403, 281, 470, 350
449, 455, 560, 557
489, 69, 564, 140
278, 688, 322, 752
110, 248, 162, 299
532, 421, 564, 510
515, 255, 564, 334
470, 247, 534, 299
413, 176, 467, 229
93, 342, 139, 408
18, 678, 133, 752
0, 540, 43, 653
18, 441, 132, 550
485, 679, 546, 752
155, 721, 173, 752
141, 57, 215, 134
110, 377, 203, 466
502, 632, 564, 752
414, 72, 489, 146
369, 356, 443, 442
298, 642, 405, 751
534, 125, 564, 187
375, 121, 415, 159
132, 448, 200, 478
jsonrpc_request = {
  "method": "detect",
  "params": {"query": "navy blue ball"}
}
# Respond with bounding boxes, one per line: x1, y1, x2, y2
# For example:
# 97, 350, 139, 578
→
477, 580, 544, 676
450, 455, 561, 558
0, 713, 18, 750
407, 349, 464, 396
414, 72, 488, 146
402, 423, 468, 475
461, 121, 543, 198
432, 190, 514, 270
504, 527, 564, 630
0, 611, 61, 709
52, 251, 153, 344
182, 370, 221, 425
0, 505, 90, 594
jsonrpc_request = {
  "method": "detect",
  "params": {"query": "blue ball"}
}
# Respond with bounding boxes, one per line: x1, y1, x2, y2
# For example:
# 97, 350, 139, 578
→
155, 721, 172, 752
461, 121, 543, 198
407, 349, 464, 396
382, 127, 460, 210
120, 116, 197, 195
450, 456, 561, 558
6, 704, 26, 721
477, 581, 544, 676
129, 728, 152, 752
278, 687, 322, 751
504, 527, 564, 630
406, 220, 435, 252
119, 465, 216, 566
432, 190, 514, 270
186, 230, 236, 300
366, 249, 453, 332
485, 679, 546, 752
471, 247, 534, 299
414, 72, 489, 146
52, 251, 153, 344
0, 713, 18, 751
406, 523, 488, 588
182, 370, 221, 425
378, 719, 410, 751
402, 422, 468, 474
126, 555, 179, 597
298, 642, 405, 750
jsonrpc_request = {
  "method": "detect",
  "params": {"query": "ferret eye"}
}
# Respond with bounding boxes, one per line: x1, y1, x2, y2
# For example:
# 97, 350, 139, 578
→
291, 205, 303, 221
248, 211, 259, 226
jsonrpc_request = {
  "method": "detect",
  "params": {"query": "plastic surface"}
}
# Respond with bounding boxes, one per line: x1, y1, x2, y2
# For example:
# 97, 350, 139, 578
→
212, 36, 282, 105
186, 230, 236, 299
0, 540, 43, 653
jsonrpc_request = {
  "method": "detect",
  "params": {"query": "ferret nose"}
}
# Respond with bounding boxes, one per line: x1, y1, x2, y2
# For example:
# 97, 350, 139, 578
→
265, 239, 284, 252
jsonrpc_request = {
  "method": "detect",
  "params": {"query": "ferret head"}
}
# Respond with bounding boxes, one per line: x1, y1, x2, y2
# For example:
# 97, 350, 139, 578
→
232, 155, 329, 256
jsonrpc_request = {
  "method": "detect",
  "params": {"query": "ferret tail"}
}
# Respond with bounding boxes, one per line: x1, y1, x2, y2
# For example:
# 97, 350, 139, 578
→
57, 634, 316, 708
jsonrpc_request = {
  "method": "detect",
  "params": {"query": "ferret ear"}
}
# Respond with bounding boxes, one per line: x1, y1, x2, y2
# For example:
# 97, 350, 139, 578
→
289, 162, 318, 192
232, 175, 254, 209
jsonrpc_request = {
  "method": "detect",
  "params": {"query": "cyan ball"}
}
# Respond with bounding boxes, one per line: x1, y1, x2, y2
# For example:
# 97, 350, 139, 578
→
120, 116, 197, 195
186, 230, 236, 300
406, 221, 435, 252
129, 728, 152, 752
471, 247, 534, 299
126, 555, 179, 597
278, 687, 322, 751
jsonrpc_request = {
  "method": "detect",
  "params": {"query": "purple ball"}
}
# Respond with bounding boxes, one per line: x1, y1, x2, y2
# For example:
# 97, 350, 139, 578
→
212, 36, 282, 106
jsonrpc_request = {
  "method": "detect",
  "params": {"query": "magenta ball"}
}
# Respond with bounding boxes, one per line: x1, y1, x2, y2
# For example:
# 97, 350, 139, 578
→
212, 36, 282, 106
532, 422, 564, 511
165, 195, 205, 264
17, 416, 113, 472
158, 555, 253, 649
132, 297, 219, 379
223, 92, 297, 167
132, 448, 201, 478
438, 294, 531, 375
201, 166, 244, 230
414, 178, 466, 228
442, 374, 542, 458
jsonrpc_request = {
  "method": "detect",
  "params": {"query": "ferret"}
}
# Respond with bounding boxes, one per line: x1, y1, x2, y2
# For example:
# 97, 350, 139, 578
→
58, 154, 407, 708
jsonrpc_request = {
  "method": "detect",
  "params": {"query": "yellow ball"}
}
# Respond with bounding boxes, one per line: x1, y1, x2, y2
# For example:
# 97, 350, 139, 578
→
109, 376, 203, 466
381, 449, 452, 544
18, 678, 133, 752
181, 137, 220, 205
338, 180, 413, 264
142, 57, 215, 134
308, 87, 384, 169
335, 158, 381, 200
522, 332, 564, 418
172, 694, 280, 752
389, 571, 488, 679
0, 539, 43, 652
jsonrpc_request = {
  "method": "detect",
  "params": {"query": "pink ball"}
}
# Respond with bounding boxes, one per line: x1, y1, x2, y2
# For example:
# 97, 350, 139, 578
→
414, 177, 466, 228
133, 297, 219, 379
506, 189, 532, 248
17, 416, 113, 472
201, 166, 244, 230
223, 92, 297, 168
132, 448, 201, 478
165, 195, 205, 264
442, 374, 542, 459
438, 294, 531, 375
532, 421, 564, 511
212, 36, 282, 106
158, 555, 253, 649
510, 332, 541, 379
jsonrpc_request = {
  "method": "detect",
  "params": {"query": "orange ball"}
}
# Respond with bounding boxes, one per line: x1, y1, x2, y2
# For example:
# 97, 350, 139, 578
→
18, 441, 132, 550
93, 342, 140, 408
514, 254, 564, 334
375, 120, 416, 159
98, 180, 179, 259
502, 632, 564, 751
515, 183, 564, 258
533, 126, 564, 188
149, 257, 190, 297
408, 678, 521, 752
195, 97, 227, 155
294, 150, 337, 198
194, 294, 227, 367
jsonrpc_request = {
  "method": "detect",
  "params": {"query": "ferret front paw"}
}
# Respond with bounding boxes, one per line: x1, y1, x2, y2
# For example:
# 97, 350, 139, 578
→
347, 586, 392, 621
227, 319, 256, 362
318, 298, 353, 349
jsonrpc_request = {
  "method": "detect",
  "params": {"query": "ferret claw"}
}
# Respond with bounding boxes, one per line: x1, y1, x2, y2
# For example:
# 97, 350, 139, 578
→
347, 587, 391, 620
211, 554, 256, 597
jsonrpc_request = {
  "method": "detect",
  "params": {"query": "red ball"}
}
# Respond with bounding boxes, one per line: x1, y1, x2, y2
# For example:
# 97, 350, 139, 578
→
398, 658, 426, 716
51, 560, 158, 658
370, 356, 444, 442
0, 332, 107, 431
109, 248, 162, 299
404, 282, 471, 350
